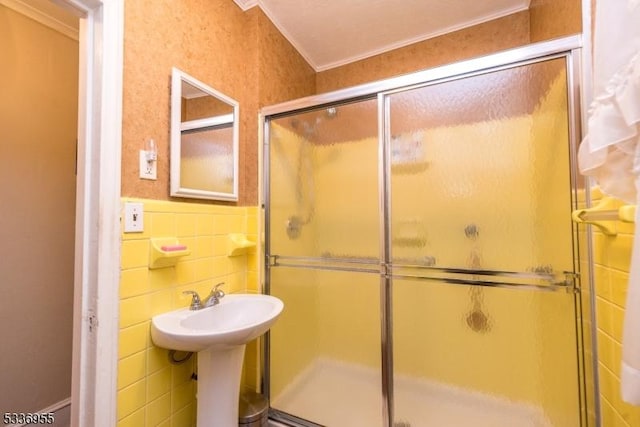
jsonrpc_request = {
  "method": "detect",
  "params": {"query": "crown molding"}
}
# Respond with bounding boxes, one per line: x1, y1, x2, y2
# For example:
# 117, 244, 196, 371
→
313, 3, 531, 71
233, 0, 259, 12
0, 0, 79, 40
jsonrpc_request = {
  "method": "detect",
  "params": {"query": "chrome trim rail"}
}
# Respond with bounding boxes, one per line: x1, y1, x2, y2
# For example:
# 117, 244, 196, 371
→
268, 255, 577, 292
392, 273, 574, 293
391, 263, 568, 282
379, 91, 394, 427
269, 254, 381, 274
269, 254, 380, 265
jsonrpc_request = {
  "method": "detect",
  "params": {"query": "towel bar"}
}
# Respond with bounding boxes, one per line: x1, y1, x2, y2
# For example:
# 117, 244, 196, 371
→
571, 197, 636, 236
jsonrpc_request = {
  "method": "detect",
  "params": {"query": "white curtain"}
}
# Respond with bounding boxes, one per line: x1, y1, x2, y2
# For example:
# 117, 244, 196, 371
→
578, 0, 640, 405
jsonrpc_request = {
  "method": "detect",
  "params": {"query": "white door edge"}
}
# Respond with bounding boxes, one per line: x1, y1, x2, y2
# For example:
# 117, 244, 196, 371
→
66, 0, 123, 426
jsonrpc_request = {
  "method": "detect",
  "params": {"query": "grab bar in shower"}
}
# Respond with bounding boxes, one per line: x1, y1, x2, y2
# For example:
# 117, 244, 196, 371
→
571, 196, 636, 236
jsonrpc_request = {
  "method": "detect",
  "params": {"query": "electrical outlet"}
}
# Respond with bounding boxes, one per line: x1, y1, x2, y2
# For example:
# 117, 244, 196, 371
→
139, 150, 157, 180
124, 202, 144, 233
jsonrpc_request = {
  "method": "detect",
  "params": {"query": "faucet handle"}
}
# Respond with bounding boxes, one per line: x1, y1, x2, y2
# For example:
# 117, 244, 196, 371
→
202, 283, 225, 308
182, 290, 202, 310
213, 282, 225, 299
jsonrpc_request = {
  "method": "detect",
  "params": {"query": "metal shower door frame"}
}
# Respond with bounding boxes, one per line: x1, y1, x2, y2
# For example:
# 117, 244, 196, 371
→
261, 35, 594, 427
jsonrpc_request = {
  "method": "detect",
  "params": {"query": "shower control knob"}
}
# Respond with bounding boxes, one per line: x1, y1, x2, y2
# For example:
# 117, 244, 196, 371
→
464, 224, 479, 239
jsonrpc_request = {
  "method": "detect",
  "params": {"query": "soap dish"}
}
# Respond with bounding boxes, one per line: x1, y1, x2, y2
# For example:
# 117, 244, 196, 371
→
149, 238, 191, 269
228, 233, 256, 256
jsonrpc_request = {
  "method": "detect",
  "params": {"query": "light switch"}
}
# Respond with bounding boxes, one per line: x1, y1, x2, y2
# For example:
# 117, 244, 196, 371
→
124, 202, 144, 233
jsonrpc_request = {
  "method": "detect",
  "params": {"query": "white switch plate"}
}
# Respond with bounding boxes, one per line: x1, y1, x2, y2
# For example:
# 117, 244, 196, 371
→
124, 202, 144, 233
139, 150, 157, 180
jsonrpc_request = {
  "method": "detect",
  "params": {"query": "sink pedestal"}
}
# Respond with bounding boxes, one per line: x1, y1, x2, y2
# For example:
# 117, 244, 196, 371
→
150, 294, 283, 425
197, 345, 246, 426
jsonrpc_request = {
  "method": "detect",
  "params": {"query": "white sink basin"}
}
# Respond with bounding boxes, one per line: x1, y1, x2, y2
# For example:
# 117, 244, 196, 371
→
151, 293, 284, 352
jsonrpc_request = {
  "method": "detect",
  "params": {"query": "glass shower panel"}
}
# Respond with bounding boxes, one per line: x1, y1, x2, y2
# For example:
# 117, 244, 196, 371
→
269, 267, 383, 427
392, 279, 580, 427
268, 98, 379, 260
267, 98, 384, 426
388, 58, 574, 274
388, 58, 581, 426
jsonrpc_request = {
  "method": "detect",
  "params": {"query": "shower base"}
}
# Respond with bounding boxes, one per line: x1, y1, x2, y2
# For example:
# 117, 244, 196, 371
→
271, 358, 551, 427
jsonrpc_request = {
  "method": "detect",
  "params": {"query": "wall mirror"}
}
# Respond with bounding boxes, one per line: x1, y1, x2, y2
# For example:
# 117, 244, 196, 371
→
170, 67, 239, 201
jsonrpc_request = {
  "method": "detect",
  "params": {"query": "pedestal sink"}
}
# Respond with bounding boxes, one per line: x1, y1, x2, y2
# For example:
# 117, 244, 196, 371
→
151, 294, 284, 427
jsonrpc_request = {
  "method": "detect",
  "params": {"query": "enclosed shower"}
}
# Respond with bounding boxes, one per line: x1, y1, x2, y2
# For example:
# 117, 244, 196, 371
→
261, 37, 596, 427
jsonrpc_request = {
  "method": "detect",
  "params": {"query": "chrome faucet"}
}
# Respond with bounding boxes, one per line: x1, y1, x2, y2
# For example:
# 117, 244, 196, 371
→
203, 282, 225, 307
182, 283, 225, 310
182, 290, 203, 310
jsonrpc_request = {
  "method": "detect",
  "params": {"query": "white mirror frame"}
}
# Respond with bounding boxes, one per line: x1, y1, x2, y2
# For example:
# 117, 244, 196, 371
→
170, 67, 239, 201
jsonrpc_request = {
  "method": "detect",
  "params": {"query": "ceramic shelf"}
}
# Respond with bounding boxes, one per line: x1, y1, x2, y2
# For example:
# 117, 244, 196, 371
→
149, 238, 190, 269
228, 233, 256, 257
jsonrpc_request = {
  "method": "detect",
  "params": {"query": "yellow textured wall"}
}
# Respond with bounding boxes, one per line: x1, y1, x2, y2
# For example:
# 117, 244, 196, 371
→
122, 0, 245, 202
529, 0, 582, 42
0, 4, 78, 414
122, 1, 314, 206
117, 199, 259, 427
253, 8, 316, 107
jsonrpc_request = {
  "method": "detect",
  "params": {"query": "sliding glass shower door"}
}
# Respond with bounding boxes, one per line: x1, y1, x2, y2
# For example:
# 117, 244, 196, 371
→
266, 98, 386, 426
264, 40, 588, 427
387, 58, 581, 427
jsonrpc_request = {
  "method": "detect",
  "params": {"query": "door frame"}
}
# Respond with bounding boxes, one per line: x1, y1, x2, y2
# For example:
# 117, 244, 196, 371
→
53, 0, 124, 425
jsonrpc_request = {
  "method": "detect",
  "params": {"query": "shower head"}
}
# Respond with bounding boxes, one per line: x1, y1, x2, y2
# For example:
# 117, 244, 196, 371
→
289, 107, 338, 138
289, 117, 318, 138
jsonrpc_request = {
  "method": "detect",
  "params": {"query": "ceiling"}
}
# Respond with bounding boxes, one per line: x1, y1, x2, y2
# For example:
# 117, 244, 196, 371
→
13, 0, 531, 73
234, 0, 531, 71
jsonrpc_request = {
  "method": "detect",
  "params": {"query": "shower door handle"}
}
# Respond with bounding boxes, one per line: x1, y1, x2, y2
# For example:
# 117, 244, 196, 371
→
388, 264, 579, 293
